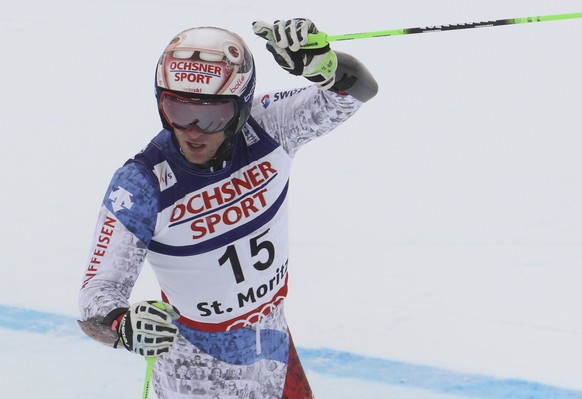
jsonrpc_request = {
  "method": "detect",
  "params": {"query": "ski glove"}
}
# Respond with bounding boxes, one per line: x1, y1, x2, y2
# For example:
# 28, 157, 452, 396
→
110, 300, 180, 356
253, 18, 337, 89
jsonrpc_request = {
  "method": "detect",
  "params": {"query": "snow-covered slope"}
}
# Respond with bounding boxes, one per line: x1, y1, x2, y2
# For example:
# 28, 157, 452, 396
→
2, 0, 582, 397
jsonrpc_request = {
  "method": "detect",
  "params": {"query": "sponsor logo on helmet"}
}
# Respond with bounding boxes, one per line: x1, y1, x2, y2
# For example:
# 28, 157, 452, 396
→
244, 79, 256, 103
169, 61, 222, 74
229, 75, 247, 94
167, 58, 225, 87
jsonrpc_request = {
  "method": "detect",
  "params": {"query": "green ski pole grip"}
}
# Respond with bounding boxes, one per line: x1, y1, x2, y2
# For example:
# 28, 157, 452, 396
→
304, 32, 330, 49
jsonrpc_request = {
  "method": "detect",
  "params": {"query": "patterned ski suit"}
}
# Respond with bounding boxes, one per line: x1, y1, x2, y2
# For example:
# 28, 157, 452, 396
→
79, 85, 363, 399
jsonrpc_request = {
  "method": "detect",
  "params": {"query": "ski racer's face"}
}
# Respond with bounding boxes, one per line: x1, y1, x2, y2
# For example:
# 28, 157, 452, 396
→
174, 124, 226, 165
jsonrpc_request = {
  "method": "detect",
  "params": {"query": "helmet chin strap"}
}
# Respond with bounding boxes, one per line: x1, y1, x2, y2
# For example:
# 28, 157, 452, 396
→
194, 118, 240, 170
206, 135, 234, 170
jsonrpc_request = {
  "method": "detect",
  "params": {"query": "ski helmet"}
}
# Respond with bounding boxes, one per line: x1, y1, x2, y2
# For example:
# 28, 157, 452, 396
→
155, 26, 256, 136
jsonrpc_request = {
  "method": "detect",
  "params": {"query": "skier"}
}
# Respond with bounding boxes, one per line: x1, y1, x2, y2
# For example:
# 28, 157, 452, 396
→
78, 18, 377, 398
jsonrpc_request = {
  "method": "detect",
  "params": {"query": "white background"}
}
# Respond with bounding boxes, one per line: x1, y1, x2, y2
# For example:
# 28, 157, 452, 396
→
1, 0, 582, 397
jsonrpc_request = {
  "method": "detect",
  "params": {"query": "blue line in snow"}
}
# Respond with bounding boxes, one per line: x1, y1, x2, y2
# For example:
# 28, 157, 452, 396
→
2, 305, 582, 399
297, 348, 582, 399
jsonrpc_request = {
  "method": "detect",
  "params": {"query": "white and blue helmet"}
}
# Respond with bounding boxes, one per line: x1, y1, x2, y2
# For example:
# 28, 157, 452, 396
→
155, 26, 256, 136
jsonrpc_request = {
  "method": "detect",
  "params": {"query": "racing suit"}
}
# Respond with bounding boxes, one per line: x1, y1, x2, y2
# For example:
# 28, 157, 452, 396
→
79, 84, 365, 399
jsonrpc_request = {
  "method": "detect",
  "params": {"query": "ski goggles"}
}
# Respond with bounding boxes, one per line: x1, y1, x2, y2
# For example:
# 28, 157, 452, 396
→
160, 91, 238, 134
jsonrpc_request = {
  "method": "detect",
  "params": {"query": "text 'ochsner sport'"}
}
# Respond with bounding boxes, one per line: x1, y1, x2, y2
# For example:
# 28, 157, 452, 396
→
170, 161, 278, 239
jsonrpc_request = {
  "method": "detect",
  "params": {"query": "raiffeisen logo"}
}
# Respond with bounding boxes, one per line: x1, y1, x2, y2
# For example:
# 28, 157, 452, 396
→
261, 94, 270, 108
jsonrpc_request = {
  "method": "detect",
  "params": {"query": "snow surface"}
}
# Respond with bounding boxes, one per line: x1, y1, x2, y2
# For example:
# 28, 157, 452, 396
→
2, 0, 582, 397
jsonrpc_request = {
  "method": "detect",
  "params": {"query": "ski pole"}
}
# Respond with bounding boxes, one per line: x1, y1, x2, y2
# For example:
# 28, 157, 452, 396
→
139, 301, 179, 398
142, 356, 156, 399
303, 11, 582, 48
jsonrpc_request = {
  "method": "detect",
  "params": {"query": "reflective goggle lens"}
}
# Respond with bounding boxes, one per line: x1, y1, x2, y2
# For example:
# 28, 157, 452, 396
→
160, 92, 237, 134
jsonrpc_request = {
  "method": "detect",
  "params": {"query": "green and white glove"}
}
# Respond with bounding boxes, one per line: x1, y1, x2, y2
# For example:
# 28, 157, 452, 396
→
253, 18, 337, 89
107, 300, 181, 356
